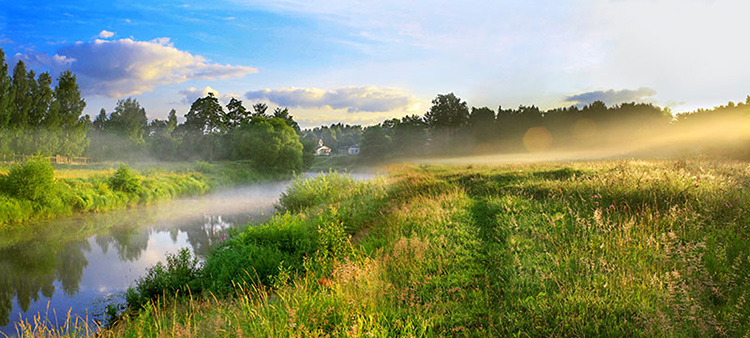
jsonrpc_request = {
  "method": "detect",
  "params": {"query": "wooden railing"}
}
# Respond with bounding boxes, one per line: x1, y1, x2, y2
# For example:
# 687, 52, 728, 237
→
0, 154, 92, 165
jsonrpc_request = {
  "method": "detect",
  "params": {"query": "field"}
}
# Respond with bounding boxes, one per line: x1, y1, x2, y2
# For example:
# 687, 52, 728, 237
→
13, 159, 750, 337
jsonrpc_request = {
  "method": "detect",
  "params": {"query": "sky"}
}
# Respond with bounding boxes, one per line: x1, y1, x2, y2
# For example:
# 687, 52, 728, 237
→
1, 0, 749, 128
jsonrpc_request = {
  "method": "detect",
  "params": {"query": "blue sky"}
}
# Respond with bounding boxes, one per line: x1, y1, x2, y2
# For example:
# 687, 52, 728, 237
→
2, 0, 749, 128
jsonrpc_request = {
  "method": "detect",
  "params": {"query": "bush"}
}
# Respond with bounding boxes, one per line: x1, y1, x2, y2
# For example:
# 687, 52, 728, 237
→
2, 157, 56, 202
109, 164, 142, 194
202, 212, 317, 294
278, 173, 359, 213
125, 248, 201, 309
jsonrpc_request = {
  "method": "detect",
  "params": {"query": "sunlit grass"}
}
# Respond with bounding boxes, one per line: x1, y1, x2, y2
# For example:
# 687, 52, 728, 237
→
23, 159, 750, 337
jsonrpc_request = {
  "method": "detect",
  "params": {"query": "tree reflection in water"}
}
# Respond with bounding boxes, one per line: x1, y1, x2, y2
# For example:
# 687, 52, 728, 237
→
0, 182, 284, 333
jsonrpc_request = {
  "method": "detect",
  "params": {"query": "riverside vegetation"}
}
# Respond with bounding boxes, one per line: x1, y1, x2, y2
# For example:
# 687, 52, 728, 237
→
0, 158, 279, 228
8, 159, 750, 337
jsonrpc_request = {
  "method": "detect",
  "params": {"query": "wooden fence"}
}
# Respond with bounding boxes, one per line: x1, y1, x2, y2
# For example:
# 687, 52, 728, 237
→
0, 154, 92, 165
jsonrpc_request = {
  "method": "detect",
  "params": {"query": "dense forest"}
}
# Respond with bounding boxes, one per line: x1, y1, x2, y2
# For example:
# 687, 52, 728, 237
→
1, 46, 748, 169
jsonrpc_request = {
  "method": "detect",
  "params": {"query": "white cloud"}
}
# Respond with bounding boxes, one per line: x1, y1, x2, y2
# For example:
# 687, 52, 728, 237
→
179, 86, 220, 104
25, 38, 259, 98
98, 30, 115, 39
245, 86, 417, 113
564, 88, 657, 106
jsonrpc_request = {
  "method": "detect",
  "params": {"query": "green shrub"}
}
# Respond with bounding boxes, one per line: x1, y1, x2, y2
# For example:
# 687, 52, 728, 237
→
278, 173, 359, 213
125, 248, 201, 309
3, 157, 57, 202
202, 212, 317, 294
109, 164, 142, 194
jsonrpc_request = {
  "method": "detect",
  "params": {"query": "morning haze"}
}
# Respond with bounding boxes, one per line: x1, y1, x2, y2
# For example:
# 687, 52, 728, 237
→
0, 1, 749, 337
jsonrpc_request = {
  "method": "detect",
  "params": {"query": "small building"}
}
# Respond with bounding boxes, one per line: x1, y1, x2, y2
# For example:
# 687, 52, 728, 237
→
348, 145, 360, 155
315, 139, 332, 156
315, 145, 331, 156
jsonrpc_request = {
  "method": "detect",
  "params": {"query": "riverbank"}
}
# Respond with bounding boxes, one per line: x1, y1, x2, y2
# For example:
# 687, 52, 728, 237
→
0, 159, 286, 228
93, 159, 750, 337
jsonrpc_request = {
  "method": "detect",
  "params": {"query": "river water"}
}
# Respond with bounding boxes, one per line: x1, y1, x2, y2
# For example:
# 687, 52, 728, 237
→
0, 180, 293, 336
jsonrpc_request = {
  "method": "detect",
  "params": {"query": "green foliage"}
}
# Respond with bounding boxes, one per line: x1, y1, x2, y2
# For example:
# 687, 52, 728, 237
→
232, 116, 304, 173
201, 212, 316, 295
2, 157, 56, 202
125, 248, 201, 310
277, 172, 359, 213
0, 161, 264, 227
108, 164, 142, 195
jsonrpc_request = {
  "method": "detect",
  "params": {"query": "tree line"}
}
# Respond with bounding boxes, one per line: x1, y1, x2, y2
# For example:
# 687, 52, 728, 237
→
344, 93, 750, 161
0, 47, 311, 173
2, 45, 748, 167
0, 49, 89, 157
88, 94, 311, 173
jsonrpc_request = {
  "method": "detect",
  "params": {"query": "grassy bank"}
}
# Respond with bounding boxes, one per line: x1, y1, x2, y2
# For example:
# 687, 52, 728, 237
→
0, 159, 281, 228
23, 159, 750, 337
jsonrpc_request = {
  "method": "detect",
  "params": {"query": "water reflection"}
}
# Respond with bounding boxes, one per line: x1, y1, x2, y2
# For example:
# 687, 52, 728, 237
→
0, 181, 288, 335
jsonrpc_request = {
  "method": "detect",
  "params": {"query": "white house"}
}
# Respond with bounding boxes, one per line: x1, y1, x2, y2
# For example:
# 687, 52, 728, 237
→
347, 145, 360, 155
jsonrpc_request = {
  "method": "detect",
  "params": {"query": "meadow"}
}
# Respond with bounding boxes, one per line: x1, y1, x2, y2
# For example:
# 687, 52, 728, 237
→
10, 158, 750, 337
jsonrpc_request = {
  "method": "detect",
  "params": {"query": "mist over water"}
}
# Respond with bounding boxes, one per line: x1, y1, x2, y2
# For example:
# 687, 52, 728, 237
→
0, 181, 292, 336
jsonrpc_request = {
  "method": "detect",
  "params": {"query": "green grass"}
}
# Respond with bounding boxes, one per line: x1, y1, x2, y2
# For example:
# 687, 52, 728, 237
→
21, 159, 750, 337
0, 160, 281, 229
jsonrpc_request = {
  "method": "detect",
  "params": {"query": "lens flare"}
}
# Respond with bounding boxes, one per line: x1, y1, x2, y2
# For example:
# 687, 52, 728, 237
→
523, 127, 553, 152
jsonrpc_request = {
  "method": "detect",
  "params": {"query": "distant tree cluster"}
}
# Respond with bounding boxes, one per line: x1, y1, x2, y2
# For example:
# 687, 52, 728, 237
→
356, 92, 711, 160
3, 44, 749, 166
0, 49, 89, 157
89, 93, 308, 173
301, 123, 363, 154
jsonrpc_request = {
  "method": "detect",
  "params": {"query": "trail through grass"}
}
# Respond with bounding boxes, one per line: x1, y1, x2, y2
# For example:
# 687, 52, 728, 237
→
25, 159, 750, 337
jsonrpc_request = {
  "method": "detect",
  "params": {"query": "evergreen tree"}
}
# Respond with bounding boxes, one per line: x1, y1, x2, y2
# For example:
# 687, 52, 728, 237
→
166, 109, 178, 133
225, 98, 247, 129
10, 60, 31, 129
51, 70, 88, 156
29, 72, 53, 129
0, 48, 10, 128
93, 109, 108, 131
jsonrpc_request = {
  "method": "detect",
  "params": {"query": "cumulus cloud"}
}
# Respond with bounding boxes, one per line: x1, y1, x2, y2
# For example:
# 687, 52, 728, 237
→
245, 86, 416, 113
20, 38, 257, 98
564, 87, 657, 106
98, 30, 115, 39
179, 86, 220, 104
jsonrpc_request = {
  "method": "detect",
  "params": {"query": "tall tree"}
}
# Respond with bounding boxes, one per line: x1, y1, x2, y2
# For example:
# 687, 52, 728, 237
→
0, 48, 10, 128
424, 93, 470, 129
225, 98, 247, 129
184, 93, 225, 134
109, 97, 148, 142
272, 107, 300, 133
166, 109, 178, 133
29, 72, 54, 129
93, 109, 108, 131
424, 93, 469, 150
469, 106, 496, 143
51, 70, 86, 128
392, 114, 428, 156
9, 60, 31, 129
51, 70, 87, 156
184, 93, 226, 161
252, 102, 268, 117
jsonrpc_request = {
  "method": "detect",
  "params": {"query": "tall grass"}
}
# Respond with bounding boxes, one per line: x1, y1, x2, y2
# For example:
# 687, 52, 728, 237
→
69, 160, 750, 337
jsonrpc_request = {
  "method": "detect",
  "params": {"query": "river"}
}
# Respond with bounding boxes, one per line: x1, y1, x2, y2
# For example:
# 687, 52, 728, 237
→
0, 180, 293, 336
